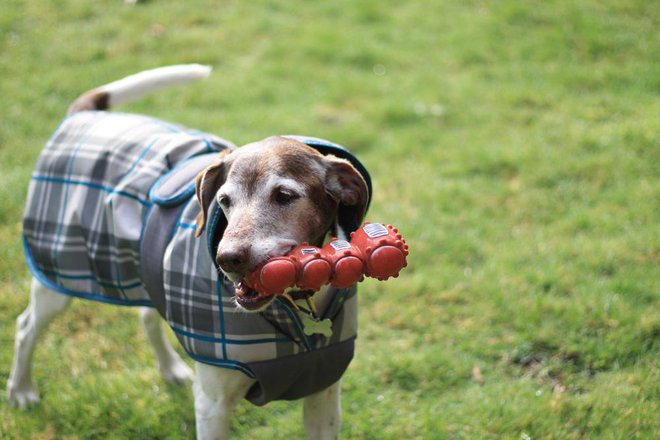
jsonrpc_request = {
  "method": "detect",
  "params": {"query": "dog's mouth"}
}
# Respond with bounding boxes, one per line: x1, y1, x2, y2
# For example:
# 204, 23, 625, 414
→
234, 281, 275, 311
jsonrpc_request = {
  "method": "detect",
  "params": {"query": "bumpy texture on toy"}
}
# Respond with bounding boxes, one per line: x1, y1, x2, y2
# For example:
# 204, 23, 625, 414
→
244, 223, 409, 296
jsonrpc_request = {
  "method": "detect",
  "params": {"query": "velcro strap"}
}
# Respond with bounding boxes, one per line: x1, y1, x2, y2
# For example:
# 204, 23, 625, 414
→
149, 152, 219, 206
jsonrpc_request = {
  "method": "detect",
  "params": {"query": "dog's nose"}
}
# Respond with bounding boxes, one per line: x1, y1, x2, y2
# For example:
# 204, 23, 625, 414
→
217, 245, 252, 275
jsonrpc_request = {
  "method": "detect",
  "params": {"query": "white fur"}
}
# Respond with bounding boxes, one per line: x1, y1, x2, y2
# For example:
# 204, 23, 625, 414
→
140, 307, 194, 383
193, 363, 254, 439
7, 279, 70, 408
267, 176, 308, 197
303, 380, 342, 440
98, 64, 212, 107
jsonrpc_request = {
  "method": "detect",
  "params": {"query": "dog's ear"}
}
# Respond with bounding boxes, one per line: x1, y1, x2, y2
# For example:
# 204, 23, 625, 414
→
324, 156, 369, 233
194, 151, 231, 237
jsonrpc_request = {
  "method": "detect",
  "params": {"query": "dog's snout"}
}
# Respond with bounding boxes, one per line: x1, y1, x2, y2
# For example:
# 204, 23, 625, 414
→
217, 245, 252, 275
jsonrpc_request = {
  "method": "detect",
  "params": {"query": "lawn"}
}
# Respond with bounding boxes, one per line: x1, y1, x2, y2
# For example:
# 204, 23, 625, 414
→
1, 0, 658, 438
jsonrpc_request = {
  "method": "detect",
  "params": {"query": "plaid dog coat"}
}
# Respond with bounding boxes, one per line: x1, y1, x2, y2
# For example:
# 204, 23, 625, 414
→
23, 111, 365, 405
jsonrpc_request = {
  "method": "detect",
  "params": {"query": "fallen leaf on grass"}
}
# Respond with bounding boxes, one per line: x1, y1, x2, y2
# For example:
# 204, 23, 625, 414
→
472, 366, 484, 384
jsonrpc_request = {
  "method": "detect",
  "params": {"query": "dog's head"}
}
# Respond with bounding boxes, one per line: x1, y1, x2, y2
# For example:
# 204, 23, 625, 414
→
194, 136, 369, 311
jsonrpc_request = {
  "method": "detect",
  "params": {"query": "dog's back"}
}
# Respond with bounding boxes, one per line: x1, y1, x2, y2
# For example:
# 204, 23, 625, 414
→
23, 111, 229, 304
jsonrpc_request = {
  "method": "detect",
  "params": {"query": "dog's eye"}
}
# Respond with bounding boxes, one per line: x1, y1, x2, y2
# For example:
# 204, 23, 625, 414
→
274, 189, 299, 206
218, 194, 231, 209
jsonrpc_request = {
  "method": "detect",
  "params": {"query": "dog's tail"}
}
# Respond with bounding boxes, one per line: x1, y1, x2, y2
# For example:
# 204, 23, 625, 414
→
67, 64, 212, 115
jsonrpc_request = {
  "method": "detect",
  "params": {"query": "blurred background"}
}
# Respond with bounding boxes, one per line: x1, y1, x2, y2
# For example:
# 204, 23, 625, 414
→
1, 0, 658, 438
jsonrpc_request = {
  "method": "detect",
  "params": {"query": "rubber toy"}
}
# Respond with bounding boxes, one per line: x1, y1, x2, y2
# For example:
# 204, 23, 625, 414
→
243, 223, 409, 296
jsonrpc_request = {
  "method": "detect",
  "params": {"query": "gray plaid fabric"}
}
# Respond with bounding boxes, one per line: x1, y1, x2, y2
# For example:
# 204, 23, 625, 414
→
164, 198, 358, 376
23, 111, 359, 404
23, 111, 230, 303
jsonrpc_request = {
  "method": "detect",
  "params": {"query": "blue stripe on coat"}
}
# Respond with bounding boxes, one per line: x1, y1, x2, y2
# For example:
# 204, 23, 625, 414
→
170, 325, 290, 346
216, 277, 229, 359
184, 352, 256, 378
31, 175, 152, 207
24, 235, 154, 307
177, 222, 197, 229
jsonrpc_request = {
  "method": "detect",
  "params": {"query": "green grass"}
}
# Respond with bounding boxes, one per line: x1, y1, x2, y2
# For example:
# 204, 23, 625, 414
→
1, 0, 659, 438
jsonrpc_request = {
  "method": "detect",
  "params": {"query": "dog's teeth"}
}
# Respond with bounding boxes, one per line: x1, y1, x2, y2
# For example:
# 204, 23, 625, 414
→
235, 282, 247, 297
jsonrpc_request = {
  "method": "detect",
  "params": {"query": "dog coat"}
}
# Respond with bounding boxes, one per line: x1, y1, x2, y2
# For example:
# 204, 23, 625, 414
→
22, 111, 368, 405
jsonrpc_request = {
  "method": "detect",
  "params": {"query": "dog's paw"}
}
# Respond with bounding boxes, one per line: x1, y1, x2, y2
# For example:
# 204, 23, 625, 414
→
7, 381, 41, 409
160, 360, 194, 385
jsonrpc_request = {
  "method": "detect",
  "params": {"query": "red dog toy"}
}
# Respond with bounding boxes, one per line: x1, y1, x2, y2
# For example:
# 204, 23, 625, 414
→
244, 223, 409, 296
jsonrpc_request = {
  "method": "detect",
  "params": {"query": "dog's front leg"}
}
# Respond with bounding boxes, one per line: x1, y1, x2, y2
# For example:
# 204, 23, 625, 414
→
303, 380, 342, 440
193, 362, 255, 440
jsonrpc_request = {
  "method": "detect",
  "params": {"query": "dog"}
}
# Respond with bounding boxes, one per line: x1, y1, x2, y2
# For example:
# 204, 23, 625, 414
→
7, 65, 371, 439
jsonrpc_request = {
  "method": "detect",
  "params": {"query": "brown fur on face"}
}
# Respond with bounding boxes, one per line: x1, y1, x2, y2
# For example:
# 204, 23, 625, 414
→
194, 136, 368, 281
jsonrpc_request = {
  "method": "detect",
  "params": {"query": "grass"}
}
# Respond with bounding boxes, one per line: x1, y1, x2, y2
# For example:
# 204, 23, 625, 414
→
1, 0, 659, 438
